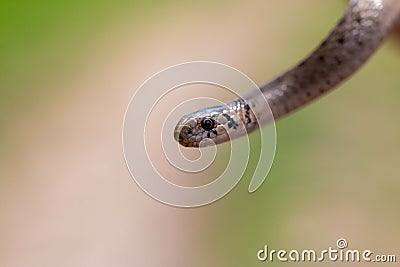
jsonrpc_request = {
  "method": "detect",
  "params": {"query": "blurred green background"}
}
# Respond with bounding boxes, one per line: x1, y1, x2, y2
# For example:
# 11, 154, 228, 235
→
1, 1, 399, 266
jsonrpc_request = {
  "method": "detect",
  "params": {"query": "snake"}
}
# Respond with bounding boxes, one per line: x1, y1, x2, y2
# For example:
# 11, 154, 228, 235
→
175, 0, 400, 147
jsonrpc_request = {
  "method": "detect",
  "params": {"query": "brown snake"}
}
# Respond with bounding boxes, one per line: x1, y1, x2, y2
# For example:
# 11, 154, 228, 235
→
175, 0, 400, 147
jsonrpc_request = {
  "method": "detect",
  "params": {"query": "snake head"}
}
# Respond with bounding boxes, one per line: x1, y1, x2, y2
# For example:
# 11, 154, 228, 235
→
174, 106, 229, 147
174, 99, 255, 147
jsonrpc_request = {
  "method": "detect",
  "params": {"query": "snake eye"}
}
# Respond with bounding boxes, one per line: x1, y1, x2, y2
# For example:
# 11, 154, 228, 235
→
200, 117, 215, 131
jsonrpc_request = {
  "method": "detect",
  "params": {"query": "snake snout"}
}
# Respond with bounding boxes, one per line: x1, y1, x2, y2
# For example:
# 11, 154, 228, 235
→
173, 122, 184, 141
174, 116, 196, 147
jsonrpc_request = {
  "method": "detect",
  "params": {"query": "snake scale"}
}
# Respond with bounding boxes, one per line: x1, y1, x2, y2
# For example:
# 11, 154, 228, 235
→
175, 0, 400, 147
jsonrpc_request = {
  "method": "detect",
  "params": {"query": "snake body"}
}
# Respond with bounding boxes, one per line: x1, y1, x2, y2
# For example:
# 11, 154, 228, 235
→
175, 0, 400, 147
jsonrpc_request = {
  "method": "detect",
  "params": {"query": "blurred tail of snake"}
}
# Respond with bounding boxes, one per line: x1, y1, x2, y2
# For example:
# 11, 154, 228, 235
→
175, 0, 400, 147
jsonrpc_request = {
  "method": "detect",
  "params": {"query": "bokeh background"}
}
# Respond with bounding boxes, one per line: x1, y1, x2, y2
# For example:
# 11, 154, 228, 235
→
1, 0, 399, 266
